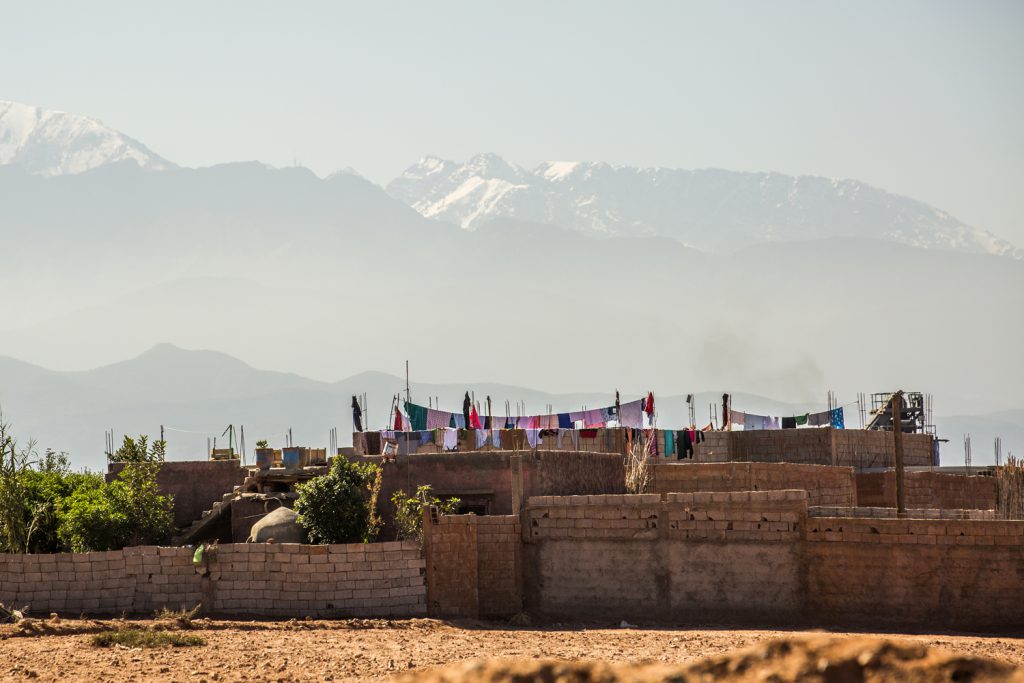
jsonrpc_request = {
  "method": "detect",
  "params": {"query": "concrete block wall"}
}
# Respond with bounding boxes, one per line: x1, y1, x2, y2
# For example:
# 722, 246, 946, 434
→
422, 514, 522, 619
0, 541, 425, 618
522, 491, 807, 623
651, 462, 856, 506
512, 490, 1024, 630
810, 506, 996, 520
855, 471, 997, 510
805, 516, 1024, 630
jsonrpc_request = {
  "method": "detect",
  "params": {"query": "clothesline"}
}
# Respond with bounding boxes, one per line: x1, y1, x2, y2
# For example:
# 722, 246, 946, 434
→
401, 395, 655, 432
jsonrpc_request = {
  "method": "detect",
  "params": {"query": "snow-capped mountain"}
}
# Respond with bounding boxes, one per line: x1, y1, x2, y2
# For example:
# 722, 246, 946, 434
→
388, 153, 1022, 259
0, 100, 173, 176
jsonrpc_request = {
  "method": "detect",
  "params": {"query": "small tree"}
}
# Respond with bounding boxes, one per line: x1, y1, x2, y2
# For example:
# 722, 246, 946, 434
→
58, 461, 174, 552
294, 457, 381, 544
109, 435, 166, 464
392, 485, 460, 544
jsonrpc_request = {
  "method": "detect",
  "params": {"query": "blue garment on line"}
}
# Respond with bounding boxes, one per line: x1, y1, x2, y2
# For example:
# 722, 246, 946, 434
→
830, 407, 845, 429
557, 413, 572, 429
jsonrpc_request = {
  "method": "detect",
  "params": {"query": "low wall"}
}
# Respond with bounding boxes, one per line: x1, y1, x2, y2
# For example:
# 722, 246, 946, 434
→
686, 429, 934, 468
0, 541, 425, 618
855, 471, 997, 510
423, 514, 522, 619
501, 490, 1023, 630
107, 460, 248, 529
651, 462, 856, 506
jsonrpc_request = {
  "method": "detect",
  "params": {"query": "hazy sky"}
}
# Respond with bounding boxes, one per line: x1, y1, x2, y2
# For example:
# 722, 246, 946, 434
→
3, 1, 1022, 244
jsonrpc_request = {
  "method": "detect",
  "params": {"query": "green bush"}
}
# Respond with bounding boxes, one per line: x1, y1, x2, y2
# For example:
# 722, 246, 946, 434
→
108, 435, 166, 464
58, 461, 174, 552
392, 485, 461, 543
294, 457, 381, 544
92, 628, 205, 648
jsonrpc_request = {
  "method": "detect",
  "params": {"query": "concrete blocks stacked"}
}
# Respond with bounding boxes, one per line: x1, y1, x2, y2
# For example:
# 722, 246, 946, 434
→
651, 462, 856, 507
525, 490, 807, 543
805, 517, 1024, 546
0, 541, 425, 619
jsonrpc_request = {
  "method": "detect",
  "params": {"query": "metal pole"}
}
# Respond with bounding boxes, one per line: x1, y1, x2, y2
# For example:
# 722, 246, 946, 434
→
893, 390, 905, 514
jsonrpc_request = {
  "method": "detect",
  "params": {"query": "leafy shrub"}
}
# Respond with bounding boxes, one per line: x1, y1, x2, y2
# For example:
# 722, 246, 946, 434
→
0, 414, 103, 553
294, 457, 381, 544
108, 435, 166, 464
58, 461, 174, 552
392, 485, 461, 543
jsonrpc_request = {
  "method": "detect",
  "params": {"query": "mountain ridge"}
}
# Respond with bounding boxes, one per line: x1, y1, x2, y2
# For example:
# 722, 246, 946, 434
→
0, 100, 173, 176
387, 153, 1022, 259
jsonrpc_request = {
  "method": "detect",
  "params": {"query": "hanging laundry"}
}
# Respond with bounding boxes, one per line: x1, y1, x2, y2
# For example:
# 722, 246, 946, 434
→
393, 406, 405, 431
426, 409, 450, 430
443, 429, 459, 451
665, 429, 675, 457
795, 413, 809, 426
351, 396, 364, 433
830, 407, 845, 429
618, 399, 644, 428
404, 402, 428, 431
557, 413, 572, 429
781, 416, 797, 430
492, 429, 502, 449
644, 392, 656, 417
568, 410, 585, 425
451, 414, 466, 429
475, 430, 487, 449
807, 410, 830, 427
769, 417, 781, 430
526, 429, 541, 449
469, 405, 483, 430
579, 428, 599, 439
729, 410, 746, 427
583, 409, 605, 427
462, 392, 471, 431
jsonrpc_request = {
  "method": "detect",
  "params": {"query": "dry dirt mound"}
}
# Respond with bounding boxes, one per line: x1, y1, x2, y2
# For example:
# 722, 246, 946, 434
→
394, 634, 1023, 682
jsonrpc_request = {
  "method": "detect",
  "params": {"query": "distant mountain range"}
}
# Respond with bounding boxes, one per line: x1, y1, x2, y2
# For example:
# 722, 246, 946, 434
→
0, 344, 1017, 472
0, 99, 1021, 446
0, 100, 172, 176
0, 99, 1019, 259
387, 153, 1022, 258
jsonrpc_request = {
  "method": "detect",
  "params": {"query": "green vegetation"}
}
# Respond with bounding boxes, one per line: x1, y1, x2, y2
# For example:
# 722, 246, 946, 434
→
0, 411, 174, 553
0, 415, 104, 553
92, 628, 205, 648
108, 434, 166, 464
392, 485, 461, 543
294, 456, 382, 544
58, 461, 174, 552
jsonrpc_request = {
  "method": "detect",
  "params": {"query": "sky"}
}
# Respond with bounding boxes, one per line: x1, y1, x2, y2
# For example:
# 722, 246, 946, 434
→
2, 0, 1023, 245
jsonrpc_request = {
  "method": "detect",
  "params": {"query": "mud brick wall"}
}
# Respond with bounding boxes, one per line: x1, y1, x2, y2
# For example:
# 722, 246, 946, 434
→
804, 516, 1024, 630
855, 471, 997, 510
522, 491, 807, 624
422, 514, 522, 619
651, 462, 856, 506
107, 460, 248, 529
832, 431, 934, 468
0, 541, 425, 619
507, 490, 1023, 630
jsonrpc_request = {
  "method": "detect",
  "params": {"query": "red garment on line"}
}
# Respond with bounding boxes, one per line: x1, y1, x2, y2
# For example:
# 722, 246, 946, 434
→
644, 392, 655, 416
469, 406, 483, 430
393, 407, 404, 431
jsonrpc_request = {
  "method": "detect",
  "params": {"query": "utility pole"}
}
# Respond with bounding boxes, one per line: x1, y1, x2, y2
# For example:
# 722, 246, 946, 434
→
893, 390, 905, 514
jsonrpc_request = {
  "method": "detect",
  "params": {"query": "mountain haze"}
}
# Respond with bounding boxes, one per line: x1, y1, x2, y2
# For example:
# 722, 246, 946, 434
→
388, 154, 1022, 258
0, 100, 1021, 447
0, 345, 1015, 472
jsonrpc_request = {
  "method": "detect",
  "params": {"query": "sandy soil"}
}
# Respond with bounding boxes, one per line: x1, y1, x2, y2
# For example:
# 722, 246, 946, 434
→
1, 617, 1022, 682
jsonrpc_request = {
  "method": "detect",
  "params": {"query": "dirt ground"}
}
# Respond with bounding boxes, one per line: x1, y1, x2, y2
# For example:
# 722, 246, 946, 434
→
1, 617, 1022, 682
